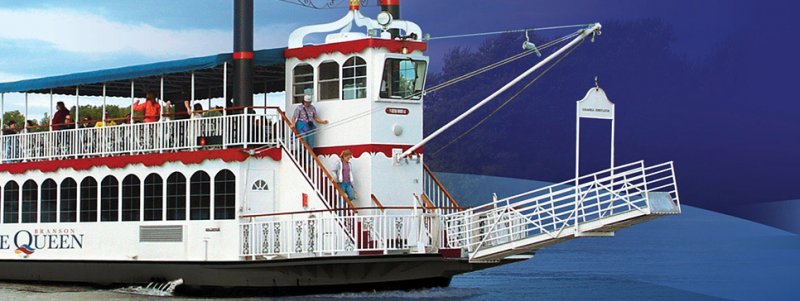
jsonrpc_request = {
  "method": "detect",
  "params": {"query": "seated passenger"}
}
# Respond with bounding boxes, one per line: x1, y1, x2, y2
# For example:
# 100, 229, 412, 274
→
94, 112, 117, 127
2, 120, 19, 161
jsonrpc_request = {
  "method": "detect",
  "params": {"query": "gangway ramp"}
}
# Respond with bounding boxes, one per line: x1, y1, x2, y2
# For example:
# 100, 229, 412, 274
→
443, 161, 680, 262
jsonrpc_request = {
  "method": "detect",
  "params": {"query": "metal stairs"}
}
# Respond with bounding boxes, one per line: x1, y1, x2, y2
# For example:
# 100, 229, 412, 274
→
443, 161, 680, 262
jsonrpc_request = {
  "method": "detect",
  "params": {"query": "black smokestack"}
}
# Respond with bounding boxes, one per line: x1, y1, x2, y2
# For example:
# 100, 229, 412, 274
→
380, 0, 400, 38
233, 0, 254, 109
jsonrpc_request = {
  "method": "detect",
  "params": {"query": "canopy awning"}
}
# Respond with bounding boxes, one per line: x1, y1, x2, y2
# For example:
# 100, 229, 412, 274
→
0, 48, 286, 100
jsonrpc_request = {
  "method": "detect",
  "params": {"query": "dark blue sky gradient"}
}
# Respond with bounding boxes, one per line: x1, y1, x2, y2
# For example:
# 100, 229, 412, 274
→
407, 0, 799, 230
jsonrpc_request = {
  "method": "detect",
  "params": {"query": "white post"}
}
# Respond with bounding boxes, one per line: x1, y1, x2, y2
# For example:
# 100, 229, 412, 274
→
401, 23, 602, 158
223, 62, 227, 116
49, 90, 54, 131
574, 101, 580, 232
24, 93, 28, 131
160, 77, 165, 122
159, 77, 164, 153
191, 72, 195, 107
130, 81, 135, 121
102, 84, 107, 155
75, 88, 80, 125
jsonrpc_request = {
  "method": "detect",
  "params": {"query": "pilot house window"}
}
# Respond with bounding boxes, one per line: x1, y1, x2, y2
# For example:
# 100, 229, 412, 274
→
380, 58, 427, 100
343, 56, 367, 100
318, 61, 340, 101
292, 64, 314, 103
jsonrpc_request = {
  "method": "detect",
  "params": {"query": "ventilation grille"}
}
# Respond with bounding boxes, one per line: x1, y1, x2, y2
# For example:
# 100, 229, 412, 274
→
139, 225, 183, 242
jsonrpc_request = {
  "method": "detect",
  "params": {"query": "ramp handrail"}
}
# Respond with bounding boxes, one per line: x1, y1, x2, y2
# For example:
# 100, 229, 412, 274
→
443, 161, 679, 260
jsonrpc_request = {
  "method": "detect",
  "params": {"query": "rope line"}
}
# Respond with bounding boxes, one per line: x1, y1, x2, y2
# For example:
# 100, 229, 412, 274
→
426, 24, 590, 41
430, 39, 585, 157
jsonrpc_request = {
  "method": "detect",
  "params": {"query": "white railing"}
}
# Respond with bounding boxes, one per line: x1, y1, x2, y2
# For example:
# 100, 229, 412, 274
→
273, 111, 356, 216
240, 210, 443, 258
443, 161, 680, 260
422, 164, 462, 215
0, 110, 282, 163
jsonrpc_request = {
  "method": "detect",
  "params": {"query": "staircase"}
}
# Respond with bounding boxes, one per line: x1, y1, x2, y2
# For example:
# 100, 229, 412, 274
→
274, 110, 357, 216
443, 161, 680, 262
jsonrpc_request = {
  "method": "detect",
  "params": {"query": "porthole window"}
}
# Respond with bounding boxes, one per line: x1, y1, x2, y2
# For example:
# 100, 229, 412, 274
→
214, 170, 235, 220
190, 171, 210, 220
101, 176, 119, 222
143, 173, 163, 221
60, 178, 78, 223
122, 175, 140, 222
166, 172, 187, 221
21, 180, 37, 223
41, 179, 57, 223
80, 178, 98, 222
2, 181, 19, 224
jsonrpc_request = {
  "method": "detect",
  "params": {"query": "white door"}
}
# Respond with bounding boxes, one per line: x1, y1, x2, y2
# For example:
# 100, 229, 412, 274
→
244, 169, 275, 215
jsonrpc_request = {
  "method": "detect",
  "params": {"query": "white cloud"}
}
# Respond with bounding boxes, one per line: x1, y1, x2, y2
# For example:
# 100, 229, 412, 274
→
0, 8, 295, 58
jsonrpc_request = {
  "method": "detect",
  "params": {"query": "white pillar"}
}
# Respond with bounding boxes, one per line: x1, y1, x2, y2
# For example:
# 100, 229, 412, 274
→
49, 90, 54, 131
130, 81, 135, 121
223, 62, 227, 116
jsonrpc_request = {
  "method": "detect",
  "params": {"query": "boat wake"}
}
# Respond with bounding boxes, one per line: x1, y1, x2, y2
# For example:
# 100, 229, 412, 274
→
304, 287, 483, 300
113, 279, 184, 297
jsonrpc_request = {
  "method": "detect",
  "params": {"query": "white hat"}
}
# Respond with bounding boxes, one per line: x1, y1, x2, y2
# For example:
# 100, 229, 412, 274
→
303, 95, 312, 102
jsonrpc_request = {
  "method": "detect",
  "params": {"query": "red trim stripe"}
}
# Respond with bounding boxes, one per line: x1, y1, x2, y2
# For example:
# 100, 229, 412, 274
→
380, 0, 400, 5
233, 51, 254, 60
0, 148, 280, 175
285, 39, 427, 60
314, 144, 423, 158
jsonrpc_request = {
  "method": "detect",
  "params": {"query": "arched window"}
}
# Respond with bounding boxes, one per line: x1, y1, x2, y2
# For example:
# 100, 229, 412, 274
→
293, 63, 314, 103
80, 177, 98, 222
21, 180, 37, 223
190, 171, 210, 220
166, 172, 186, 221
122, 175, 140, 222
101, 176, 119, 222
343, 56, 367, 100
143, 173, 163, 221
214, 170, 236, 220
318, 60, 340, 101
40, 179, 57, 223
3, 181, 19, 223
60, 178, 78, 222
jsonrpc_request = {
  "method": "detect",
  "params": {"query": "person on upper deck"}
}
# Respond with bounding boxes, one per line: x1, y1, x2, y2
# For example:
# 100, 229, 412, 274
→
292, 95, 329, 148
192, 103, 203, 119
51, 101, 70, 130
133, 91, 161, 123
3, 120, 19, 161
94, 112, 117, 127
2, 120, 18, 135
173, 91, 191, 120
332, 149, 357, 202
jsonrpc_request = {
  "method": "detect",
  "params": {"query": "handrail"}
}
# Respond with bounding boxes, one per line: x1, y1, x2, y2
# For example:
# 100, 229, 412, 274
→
370, 194, 386, 212
275, 109, 357, 214
420, 194, 436, 210
423, 163, 462, 210
239, 206, 463, 218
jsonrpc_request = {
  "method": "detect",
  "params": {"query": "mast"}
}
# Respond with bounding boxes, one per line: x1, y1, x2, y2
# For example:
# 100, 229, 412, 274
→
233, 0, 254, 109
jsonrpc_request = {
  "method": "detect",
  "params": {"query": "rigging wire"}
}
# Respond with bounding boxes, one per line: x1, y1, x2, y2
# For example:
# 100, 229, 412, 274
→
426, 24, 591, 41
430, 39, 585, 157
419, 31, 580, 97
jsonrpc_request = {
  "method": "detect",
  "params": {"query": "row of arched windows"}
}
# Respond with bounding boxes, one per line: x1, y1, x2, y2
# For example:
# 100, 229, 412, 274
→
1, 170, 236, 224
292, 56, 368, 103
